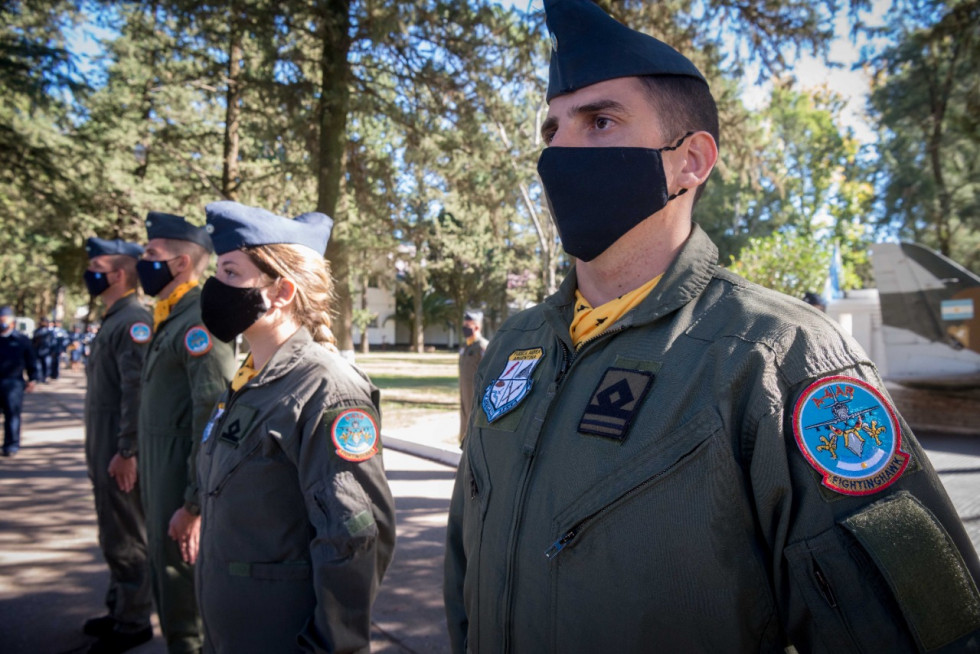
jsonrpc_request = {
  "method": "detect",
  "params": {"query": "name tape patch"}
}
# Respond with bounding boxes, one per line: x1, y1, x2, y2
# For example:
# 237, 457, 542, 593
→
793, 376, 909, 496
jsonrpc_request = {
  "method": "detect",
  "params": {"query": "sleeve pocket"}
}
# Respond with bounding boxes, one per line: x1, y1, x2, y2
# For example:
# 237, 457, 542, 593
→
308, 471, 379, 560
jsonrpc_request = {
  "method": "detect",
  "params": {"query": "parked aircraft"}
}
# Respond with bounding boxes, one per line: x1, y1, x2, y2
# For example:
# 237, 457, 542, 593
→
870, 242, 980, 389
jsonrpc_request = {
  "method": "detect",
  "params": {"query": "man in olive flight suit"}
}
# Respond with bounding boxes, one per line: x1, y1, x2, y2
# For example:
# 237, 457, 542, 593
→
82, 237, 154, 653
444, 2, 980, 653
457, 309, 489, 443
136, 212, 235, 653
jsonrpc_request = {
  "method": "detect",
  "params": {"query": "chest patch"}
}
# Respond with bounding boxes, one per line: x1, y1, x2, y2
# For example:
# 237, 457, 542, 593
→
331, 409, 379, 462
579, 368, 654, 441
202, 404, 225, 443
793, 376, 909, 496
482, 347, 544, 423
184, 326, 213, 356
129, 322, 151, 344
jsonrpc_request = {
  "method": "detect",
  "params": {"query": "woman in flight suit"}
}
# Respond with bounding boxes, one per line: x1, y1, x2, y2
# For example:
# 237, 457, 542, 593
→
195, 201, 396, 654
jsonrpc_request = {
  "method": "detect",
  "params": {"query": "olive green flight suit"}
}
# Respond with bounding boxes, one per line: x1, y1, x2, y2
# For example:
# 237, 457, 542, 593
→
84, 293, 153, 629
138, 287, 235, 653
196, 328, 396, 653
458, 335, 489, 441
444, 225, 980, 653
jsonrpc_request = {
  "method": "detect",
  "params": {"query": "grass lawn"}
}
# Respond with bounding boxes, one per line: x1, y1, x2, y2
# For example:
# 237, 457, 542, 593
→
355, 352, 460, 432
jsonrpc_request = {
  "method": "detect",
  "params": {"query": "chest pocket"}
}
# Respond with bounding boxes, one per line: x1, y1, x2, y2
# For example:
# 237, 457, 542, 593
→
205, 403, 264, 497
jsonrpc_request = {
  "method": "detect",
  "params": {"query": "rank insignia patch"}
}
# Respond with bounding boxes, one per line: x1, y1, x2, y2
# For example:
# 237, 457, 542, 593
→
331, 409, 379, 462
184, 326, 213, 356
793, 376, 909, 496
579, 368, 654, 441
129, 322, 151, 344
482, 347, 544, 423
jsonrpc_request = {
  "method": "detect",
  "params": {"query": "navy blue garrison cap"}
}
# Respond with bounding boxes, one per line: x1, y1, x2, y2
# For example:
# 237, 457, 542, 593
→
205, 201, 333, 256
145, 211, 213, 252
0, 306, 13, 318
86, 237, 144, 260
545, 0, 706, 102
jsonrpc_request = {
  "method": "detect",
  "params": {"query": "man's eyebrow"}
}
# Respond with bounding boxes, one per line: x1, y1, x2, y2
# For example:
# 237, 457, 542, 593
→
570, 99, 630, 116
540, 99, 631, 139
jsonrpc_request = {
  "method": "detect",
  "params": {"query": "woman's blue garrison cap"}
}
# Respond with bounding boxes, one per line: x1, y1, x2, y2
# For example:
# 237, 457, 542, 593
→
86, 237, 144, 260
205, 201, 333, 256
145, 211, 214, 252
545, 0, 706, 102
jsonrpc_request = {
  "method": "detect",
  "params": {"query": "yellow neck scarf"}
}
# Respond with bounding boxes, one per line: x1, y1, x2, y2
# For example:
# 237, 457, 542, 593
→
153, 281, 197, 329
230, 354, 259, 392
569, 275, 662, 349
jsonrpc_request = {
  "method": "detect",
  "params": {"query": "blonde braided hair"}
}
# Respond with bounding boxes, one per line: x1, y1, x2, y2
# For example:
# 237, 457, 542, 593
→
244, 243, 337, 346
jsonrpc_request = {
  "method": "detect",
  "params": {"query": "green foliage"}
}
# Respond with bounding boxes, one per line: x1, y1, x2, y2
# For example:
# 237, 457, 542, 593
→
728, 230, 831, 299
5, 0, 977, 334
865, 0, 980, 272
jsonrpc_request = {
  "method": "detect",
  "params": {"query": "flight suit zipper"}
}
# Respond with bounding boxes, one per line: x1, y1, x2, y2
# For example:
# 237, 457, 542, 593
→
500, 324, 629, 653
544, 457, 684, 559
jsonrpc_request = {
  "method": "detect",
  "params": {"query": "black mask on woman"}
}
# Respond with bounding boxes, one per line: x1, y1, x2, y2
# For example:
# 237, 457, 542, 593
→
200, 276, 271, 343
536, 132, 692, 262
84, 270, 111, 297
136, 258, 177, 297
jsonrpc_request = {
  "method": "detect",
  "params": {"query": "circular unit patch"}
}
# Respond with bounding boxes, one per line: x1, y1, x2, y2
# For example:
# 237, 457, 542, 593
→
184, 326, 213, 356
793, 375, 909, 496
331, 409, 379, 462
129, 322, 152, 344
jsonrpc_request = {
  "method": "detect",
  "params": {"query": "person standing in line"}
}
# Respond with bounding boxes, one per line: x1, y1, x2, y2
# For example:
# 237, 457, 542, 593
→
136, 212, 236, 654
444, 1, 980, 652
51, 318, 69, 380
69, 325, 86, 371
32, 317, 55, 382
0, 306, 38, 457
195, 201, 396, 653
457, 310, 488, 444
81, 237, 155, 654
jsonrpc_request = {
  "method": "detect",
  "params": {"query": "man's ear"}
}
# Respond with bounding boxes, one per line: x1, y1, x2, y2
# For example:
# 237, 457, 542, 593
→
675, 131, 718, 189
171, 253, 191, 275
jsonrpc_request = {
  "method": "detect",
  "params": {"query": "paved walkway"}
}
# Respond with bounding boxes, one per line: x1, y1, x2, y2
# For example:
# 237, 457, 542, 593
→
0, 371, 457, 653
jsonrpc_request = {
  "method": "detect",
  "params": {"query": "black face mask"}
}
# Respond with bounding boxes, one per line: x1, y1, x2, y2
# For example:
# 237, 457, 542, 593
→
461, 326, 474, 338
536, 132, 692, 262
200, 276, 271, 343
137, 258, 177, 297
84, 270, 111, 297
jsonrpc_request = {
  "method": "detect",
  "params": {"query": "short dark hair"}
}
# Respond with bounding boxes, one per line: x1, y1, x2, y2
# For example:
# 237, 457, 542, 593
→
639, 75, 719, 205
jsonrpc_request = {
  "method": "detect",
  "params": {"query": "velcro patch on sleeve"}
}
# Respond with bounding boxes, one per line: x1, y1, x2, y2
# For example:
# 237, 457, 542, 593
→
842, 491, 980, 650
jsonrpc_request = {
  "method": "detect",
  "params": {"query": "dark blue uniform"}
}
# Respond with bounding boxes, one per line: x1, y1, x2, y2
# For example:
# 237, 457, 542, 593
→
0, 328, 39, 455
32, 323, 55, 382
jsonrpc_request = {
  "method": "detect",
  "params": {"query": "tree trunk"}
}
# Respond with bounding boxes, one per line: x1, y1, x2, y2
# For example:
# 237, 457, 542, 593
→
317, 0, 354, 354
413, 274, 424, 354
222, 12, 243, 201
359, 277, 370, 354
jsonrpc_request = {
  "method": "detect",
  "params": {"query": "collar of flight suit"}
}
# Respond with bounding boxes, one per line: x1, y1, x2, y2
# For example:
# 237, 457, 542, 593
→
101, 290, 140, 321
155, 284, 201, 330
544, 223, 719, 340
236, 326, 314, 391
